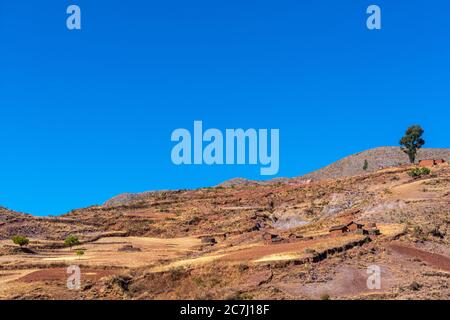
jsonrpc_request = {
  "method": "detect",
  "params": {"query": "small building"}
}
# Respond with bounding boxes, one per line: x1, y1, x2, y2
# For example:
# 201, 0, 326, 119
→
346, 221, 364, 231
329, 221, 365, 236
419, 159, 446, 167
329, 225, 348, 236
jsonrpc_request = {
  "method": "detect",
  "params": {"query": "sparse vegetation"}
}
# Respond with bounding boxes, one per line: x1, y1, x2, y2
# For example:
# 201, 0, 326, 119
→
168, 266, 186, 281
412, 226, 423, 238
428, 227, 444, 239
408, 167, 431, 178
363, 159, 368, 171
304, 248, 317, 255
409, 281, 422, 291
237, 263, 249, 272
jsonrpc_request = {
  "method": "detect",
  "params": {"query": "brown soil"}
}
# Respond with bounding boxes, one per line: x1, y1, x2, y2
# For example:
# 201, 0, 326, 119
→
18, 268, 118, 283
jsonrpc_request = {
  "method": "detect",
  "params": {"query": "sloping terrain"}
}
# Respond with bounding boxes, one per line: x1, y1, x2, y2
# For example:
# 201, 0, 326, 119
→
0, 151, 449, 300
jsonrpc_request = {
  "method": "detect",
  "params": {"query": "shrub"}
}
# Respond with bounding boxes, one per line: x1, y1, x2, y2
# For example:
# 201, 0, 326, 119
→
429, 227, 444, 239
75, 249, 85, 258
408, 167, 431, 178
409, 281, 421, 291
237, 263, 249, 272
412, 226, 423, 238
320, 293, 330, 300
12, 235, 29, 247
304, 249, 317, 255
168, 267, 185, 281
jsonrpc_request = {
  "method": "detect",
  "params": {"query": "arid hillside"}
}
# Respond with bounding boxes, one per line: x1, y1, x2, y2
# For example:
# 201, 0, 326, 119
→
301, 147, 450, 181
0, 155, 449, 300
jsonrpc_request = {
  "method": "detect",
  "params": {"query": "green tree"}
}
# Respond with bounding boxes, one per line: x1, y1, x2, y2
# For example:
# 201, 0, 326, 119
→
12, 235, 29, 248
64, 235, 80, 250
400, 125, 425, 163
363, 159, 368, 171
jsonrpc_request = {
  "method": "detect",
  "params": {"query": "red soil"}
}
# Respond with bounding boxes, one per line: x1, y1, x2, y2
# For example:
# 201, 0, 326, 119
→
389, 243, 450, 272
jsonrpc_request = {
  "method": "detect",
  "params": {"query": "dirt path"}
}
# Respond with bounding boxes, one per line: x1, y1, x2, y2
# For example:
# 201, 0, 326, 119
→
18, 268, 118, 283
389, 243, 450, 272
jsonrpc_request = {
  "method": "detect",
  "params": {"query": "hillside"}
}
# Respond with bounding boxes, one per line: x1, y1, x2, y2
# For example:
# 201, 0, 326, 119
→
301, 147, 450, 181
0, 149, 449, 300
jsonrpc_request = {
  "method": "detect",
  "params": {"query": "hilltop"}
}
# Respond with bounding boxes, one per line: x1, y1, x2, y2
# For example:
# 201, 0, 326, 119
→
301, 147, 450, 181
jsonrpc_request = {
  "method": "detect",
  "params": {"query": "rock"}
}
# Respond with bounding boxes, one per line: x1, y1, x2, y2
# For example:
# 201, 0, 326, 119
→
117, 244, 141, 252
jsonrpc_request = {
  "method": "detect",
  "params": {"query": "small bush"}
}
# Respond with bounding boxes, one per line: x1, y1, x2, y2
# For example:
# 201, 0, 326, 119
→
409, 281, 421, 291
320, 293, 330, 300
12, 235, 29, 247
428, 227, 444, 239
168, 267, 186, 281
237, 263, 249, 272
412, 226, 423, 238
408, 167, 431, 178
304, 249, 317, 255
75, 249, 85, 258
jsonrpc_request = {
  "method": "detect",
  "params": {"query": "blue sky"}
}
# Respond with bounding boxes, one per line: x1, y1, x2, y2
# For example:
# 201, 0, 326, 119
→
0, 1, 449, 216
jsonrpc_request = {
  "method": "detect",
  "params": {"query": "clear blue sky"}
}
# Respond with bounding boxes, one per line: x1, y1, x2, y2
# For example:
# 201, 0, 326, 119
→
0, 1, 449, 216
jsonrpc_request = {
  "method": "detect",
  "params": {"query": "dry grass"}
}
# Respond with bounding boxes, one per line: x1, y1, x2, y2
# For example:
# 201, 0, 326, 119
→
378, 223, 406, 237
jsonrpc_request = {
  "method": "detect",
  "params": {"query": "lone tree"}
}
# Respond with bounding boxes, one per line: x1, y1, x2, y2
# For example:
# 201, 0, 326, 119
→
12, 235, 29, 248
363, 160, 369, 171
64, 235, 80, 250
400, 125, 425, 164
